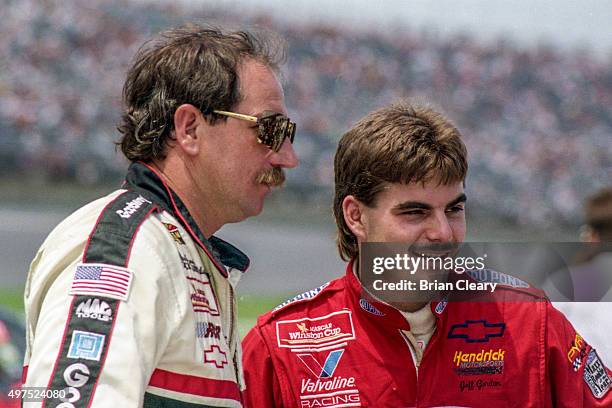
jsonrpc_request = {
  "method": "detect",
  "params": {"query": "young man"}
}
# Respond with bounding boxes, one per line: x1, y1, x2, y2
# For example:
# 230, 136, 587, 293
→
22, 25, 298, 407
242, 102, 611, 407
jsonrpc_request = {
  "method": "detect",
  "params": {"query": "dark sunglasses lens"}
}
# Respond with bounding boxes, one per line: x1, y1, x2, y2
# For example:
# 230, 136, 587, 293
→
257, 113, 296, 151
257, 117, 276, 148
286, 121, 296, 143
271, 117, 286, 151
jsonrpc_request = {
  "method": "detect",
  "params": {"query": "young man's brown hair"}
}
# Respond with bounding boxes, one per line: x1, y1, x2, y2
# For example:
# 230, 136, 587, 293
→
333, 102, 468, 261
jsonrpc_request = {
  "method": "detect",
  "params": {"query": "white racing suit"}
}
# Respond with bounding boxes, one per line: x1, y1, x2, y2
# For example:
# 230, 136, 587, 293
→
22, 162, 249, 407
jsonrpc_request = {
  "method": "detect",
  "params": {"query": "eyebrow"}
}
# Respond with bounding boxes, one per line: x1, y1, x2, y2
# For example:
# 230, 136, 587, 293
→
393, 193, 467, 211
257, 109, 285, 117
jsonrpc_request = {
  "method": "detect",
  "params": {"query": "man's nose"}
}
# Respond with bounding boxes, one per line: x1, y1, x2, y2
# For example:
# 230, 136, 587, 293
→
270, 138, 299, 168
424, 213, 454, 242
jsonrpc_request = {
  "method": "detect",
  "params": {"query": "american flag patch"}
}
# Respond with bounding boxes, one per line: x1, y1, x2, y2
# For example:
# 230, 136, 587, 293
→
69, 263, 134, 301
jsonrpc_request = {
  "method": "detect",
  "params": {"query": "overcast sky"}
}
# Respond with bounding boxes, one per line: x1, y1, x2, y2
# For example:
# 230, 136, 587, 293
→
156, 0, 612, 56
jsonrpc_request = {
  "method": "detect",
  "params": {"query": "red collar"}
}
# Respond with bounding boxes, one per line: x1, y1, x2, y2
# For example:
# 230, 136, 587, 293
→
344, 259, 448, 330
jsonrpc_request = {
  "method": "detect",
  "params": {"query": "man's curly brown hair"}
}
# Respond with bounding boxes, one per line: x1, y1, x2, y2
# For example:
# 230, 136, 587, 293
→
117, 24, 286, 162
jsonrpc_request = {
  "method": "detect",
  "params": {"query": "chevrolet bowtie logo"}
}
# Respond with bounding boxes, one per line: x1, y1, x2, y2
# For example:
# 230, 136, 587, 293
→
204, 345, 228, 368
447, 320, 506, 343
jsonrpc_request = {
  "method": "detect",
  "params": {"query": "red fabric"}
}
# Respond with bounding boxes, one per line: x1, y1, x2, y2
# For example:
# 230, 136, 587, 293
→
243, 262, 612, 407
148, 368, 241, 402
21, 366, 27, 384
242, 328, 283, 408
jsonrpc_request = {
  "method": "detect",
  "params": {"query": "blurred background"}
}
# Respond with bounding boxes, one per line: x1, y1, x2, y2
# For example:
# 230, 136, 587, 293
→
0, 0, 611, 385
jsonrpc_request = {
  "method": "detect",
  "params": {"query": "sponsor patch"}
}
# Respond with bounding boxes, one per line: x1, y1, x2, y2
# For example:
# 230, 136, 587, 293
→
60, 363, 91, 405
273, 283, 330, 312
298, 353, 362, 407
115, 195, 152, 219
69, 263, 133, 302
448, 320, 506, 343
45, 296, 119, 406
435, 299, 448, 314
67, 331, 105, 361
300, 386, 361, 407
567, 333, 587, 372
466, 269, 529, 288
453, 348, 505, 376
298, 349, 344, 378
454, 361, 504, 376
75, 298, 113, 322
300, 376, 356, 394
583, 349, 611, 399
163, 222, 185, 245
180, 253, 206, 275
196, 322, 221, 340
204, 345, 228, 368
459, 378, 502, 392
187, 275, 220, 315
359, 298, 384, 316
276, 310, 356, 351
63, 362, 90, 387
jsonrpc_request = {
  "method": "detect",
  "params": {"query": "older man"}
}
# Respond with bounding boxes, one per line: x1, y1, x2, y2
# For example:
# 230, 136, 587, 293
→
22, 25, 297, 407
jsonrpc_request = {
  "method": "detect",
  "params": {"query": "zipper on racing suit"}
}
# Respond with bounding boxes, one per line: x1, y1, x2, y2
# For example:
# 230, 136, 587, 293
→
399, 324, 440, 406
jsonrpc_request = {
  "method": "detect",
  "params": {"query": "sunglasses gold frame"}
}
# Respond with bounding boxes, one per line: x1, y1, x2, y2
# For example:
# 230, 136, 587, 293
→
213, 110, 296, 152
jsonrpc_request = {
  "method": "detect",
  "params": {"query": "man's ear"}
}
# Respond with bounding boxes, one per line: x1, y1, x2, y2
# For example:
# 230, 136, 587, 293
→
342, 195, 368, 241
173, 104, 205, 156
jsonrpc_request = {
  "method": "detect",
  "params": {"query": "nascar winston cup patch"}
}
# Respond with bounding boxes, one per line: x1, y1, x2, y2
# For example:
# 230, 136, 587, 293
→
69, 262, 134, 301
276, 310, 356, 351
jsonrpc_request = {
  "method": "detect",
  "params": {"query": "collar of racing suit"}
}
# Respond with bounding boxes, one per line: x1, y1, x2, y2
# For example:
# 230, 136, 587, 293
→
122, 161, 250, 277
344, 258, 447, 331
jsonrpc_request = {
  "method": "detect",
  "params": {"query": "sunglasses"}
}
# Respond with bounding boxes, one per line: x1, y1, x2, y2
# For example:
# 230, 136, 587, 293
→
213, 110, 296, 152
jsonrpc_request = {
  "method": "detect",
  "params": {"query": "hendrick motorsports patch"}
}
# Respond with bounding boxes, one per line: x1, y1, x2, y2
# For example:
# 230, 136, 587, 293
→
583, 349, 611, 398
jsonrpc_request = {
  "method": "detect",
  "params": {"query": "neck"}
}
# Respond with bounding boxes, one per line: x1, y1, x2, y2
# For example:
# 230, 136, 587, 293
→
395, 301, 430, 313
149, 160, 223, 237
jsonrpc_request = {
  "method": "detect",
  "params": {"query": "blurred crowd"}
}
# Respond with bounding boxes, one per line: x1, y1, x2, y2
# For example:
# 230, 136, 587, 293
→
1, 0, 610, 227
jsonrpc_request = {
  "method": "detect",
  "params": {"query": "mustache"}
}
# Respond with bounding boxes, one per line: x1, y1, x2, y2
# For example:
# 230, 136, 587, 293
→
408, 242, 461, 255
256, 167, 285, 187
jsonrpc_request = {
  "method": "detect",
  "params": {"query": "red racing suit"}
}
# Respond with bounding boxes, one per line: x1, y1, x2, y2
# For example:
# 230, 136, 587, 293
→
242, 261, 612, 407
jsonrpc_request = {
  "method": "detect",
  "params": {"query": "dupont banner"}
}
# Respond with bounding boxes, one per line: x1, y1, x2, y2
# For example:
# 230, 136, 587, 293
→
359, 242, 612, 304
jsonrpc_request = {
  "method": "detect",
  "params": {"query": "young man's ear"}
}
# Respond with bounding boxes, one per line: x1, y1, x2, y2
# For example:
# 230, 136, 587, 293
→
173, 104, 205, 156
343, 195, 368, 241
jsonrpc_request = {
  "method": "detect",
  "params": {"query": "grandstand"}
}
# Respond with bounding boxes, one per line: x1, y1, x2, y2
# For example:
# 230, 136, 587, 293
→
1, 0, 610, 229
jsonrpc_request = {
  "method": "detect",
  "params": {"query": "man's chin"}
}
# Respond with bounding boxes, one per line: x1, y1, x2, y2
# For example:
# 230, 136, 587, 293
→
391, 300, 431, 313
237, 183, 284, 220
246, 202, 265, 219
